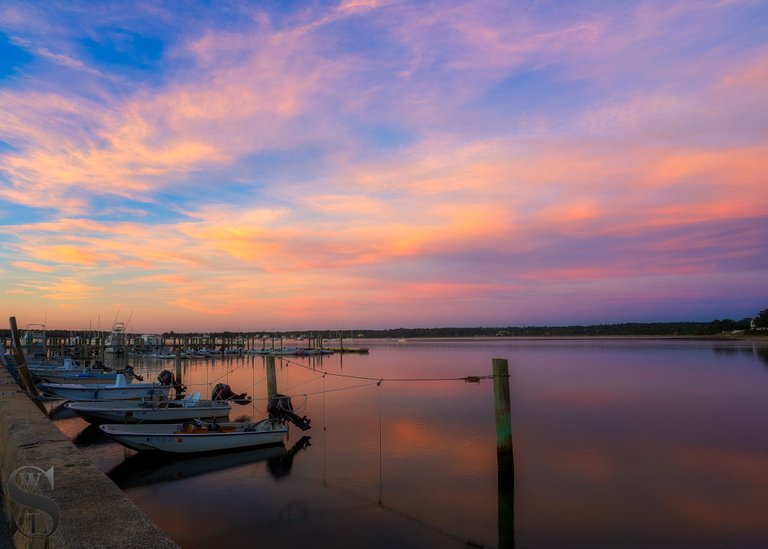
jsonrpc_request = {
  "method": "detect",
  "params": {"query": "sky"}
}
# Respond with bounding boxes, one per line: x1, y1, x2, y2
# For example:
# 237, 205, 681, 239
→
1, 0, 767, 333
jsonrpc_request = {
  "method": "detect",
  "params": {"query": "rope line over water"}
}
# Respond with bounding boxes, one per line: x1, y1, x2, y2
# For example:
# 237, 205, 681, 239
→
247, 380, 380, 401
281, 357, 503, 384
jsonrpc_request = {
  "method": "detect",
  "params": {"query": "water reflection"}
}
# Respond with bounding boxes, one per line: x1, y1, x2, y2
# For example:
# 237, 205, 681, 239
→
711, 342, 768, 366
268, 437, 312, 480
47, 400, 78, 420
108, 436, 311, 489
755, 345, 768, 366
72, 423, 112, 446
46, 339, 768, 548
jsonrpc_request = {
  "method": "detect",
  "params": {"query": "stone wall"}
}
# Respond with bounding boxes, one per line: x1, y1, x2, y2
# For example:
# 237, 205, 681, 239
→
0, 364, 177, 548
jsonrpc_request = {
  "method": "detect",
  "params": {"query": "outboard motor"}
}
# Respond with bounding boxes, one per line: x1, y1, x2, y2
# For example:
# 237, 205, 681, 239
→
267, 393, 311, 431
92, 359, 111, 371
211, 383, 252, 405
157, 369, 186, 399
157, 369, 173, 385
123, 364, 143, 381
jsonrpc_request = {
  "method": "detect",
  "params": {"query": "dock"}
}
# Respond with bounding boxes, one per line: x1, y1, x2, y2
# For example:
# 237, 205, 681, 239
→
0, 357, 178, 548
324, 347, 369, 354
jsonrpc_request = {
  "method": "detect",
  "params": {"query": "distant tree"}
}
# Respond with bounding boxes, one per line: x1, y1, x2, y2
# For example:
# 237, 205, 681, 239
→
736, 318, 753, 330
753, 308, 768, 329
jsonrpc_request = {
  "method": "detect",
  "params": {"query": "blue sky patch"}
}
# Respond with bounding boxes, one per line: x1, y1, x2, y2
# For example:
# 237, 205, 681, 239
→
0, 32, 33, 79
81, 28, 164, 69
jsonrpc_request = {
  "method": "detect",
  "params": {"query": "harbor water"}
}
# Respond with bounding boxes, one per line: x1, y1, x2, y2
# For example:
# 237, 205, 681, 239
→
49, 338, 768, 548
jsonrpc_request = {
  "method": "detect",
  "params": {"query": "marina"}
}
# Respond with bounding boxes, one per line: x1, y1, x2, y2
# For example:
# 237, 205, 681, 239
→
2, 2, 766, 546
6, 334, 768, 547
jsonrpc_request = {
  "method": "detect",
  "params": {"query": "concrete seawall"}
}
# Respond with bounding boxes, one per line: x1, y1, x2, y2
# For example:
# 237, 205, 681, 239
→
0, 364, 178, 548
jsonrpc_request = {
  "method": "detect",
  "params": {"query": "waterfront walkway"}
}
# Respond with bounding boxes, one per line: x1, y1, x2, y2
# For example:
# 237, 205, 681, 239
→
0, 358, 178, 548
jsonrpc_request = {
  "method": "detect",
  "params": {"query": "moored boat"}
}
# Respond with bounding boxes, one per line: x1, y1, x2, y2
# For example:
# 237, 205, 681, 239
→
32, 368, 118, 384
30, 359, 142, 385
100, 419, 288, 454
38, 372, 172, 401
65, 392, 231, 424
99, 393, 312, 454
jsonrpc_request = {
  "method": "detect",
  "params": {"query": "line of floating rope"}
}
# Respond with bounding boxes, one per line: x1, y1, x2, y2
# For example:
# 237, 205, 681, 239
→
248, 380, 380, 401
282, 358, 500, 384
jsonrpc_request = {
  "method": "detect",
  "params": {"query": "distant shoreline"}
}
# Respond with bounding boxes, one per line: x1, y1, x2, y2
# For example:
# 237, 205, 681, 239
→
365, 334, 768, 342
3, 320, 767, 342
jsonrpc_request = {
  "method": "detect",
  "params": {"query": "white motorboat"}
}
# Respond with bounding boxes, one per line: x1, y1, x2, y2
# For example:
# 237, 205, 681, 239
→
32, 368, 119, 384
100, 419, 288, 454
29, 358, 137, 385
38, 373, 171, 401
65, 392, 231, 424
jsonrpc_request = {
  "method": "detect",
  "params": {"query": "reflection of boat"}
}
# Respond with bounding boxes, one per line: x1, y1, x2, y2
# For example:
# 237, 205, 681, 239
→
65, 393, 231, 424
38, 373, 172, 401
107, 436, 311, 488
72, 423, 113, 447
100, 419, 288, 454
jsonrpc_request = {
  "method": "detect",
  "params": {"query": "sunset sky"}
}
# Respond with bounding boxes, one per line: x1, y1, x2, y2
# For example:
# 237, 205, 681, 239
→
1, 0, 767, 332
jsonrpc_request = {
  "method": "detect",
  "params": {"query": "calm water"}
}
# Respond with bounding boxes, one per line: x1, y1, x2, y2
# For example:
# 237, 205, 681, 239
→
50, 338, 768, 548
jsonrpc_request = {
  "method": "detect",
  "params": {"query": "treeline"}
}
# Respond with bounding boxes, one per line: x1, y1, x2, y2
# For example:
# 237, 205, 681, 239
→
348, 318, 756, 338
1, 318, 759, 341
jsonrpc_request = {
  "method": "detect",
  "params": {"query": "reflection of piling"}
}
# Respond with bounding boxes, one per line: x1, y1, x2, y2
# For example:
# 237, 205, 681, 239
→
175, 347, 183, 386
266, 355, 277, 398
493, 357, 514, 548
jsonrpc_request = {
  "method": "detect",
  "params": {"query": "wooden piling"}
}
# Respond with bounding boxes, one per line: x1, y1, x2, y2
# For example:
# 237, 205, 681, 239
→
266, 355, 277, 398
8, 316, 41, 400
493, 358, 514, 479
493, 357, 514, 548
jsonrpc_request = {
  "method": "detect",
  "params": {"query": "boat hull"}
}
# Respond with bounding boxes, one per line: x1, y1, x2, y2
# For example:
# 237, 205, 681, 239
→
66, 400, 231, 424
38, 383, 171, 401
100, 420, 287, 454
31, 372, 118, 384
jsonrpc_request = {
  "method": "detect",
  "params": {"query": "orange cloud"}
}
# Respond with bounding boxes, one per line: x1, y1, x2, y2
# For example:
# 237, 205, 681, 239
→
11, 261, 54, 273
40, 278, 100, 301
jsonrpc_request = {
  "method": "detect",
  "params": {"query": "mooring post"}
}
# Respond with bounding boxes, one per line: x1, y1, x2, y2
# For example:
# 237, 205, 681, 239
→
8, 316, 41, 400
266, 355, 277, 398
493, 357, 514, 478
493, 357, 514, 548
